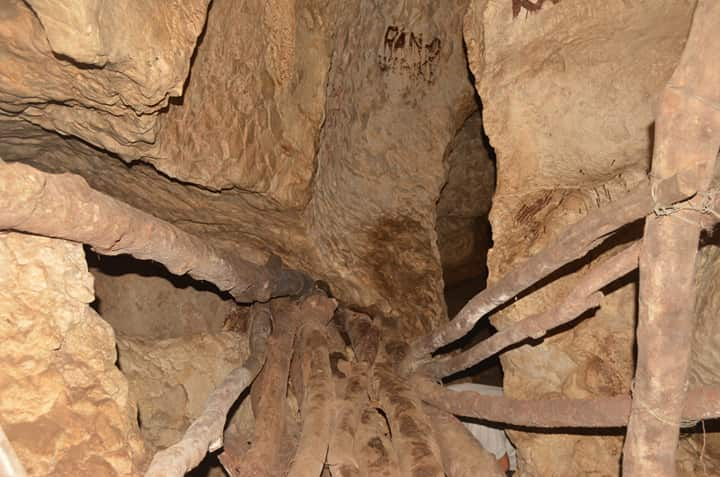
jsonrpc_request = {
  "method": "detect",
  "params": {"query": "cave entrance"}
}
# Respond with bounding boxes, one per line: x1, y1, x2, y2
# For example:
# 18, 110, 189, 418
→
436, 106, 501, 387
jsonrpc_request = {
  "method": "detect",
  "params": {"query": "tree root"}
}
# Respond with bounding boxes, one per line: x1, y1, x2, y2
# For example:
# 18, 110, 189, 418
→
406, 174, 686, 366
622, 2, 720, 475
353, 408, 401, 477
336, 309, 380, 366
423, 405, 504, 477
422, 242, 639, 378
287, 296, 337, 477
373, 365, 445, 477
327, 365, 369, 477
223, 299, 302, 477
0, 161, 312, 302
413, 377, 720, 428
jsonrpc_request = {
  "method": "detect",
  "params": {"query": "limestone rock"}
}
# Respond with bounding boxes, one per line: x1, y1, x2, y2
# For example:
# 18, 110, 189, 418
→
436, 113, 494, 220
307, 0, 476, 337
688, 243, 720, 388
133, 0, 337, 202
0, 0, 336, 203
469, 0, 695, 195
464, 0, 696, 474
0, 232, 145, 476
3, 0, 478, 340
89, 254, 236, 340
0, 0, 208, 154
116, 332, 250, 456
675, 241, 720, 475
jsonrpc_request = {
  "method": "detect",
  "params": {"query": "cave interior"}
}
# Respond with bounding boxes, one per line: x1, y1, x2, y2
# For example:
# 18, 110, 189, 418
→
1, 1, 720, 476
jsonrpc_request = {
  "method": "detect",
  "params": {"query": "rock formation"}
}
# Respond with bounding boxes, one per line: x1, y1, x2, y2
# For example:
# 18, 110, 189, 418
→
464, 0, 714, 474
1, 0, 720, 475
1, 0, 475, 339
0, 232, 146, 476
117, 333, 250, 469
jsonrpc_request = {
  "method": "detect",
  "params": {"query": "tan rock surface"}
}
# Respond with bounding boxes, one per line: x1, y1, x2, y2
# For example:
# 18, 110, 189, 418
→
0, 0, 335, 202
676, 240, 720, 475
307, 0, 476, 337
688, 243, 720, 389
89, 254, 236, 340
134, 0, 337, 201
0, 232, 145, 476
116, 332, 250, 457
0, 0, 208, 153
464, 0, 696, 474
2, 0, 478, 339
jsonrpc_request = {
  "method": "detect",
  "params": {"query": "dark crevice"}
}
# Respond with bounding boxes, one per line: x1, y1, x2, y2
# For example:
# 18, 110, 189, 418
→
437, 87, 501, 386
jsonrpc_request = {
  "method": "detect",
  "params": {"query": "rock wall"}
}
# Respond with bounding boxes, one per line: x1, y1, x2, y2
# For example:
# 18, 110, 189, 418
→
0, 0, 208, 154
676, 236, 720, 476
0, 0, 332, 202
0, 0, 478, 339
307, 0, 476, 336
0, 232, 145, 476
132, 0, 337, 202
116, 332, 250, 457
464, 0, 697, 474
89, 254, 236, 340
